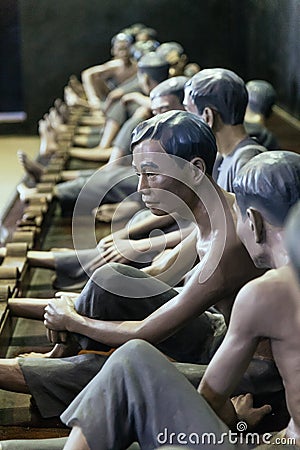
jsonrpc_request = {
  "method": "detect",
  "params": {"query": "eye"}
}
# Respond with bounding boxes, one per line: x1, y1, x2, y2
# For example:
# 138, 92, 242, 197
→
145, 172, 157, 178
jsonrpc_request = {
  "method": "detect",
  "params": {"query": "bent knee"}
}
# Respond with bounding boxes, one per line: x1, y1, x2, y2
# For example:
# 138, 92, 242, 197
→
91, 263, 143, 288
115, 339, 155, 359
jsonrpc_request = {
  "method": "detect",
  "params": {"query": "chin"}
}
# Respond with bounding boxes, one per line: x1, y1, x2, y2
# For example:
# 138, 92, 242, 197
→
253, 255, 270, 269
148, 206, 168, 216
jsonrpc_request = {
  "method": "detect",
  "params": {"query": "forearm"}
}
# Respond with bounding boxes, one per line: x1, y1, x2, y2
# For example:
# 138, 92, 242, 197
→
127, 213, 175, 239
135, 226, 193, 254
82, 72, 100, 106
143, 229, 198, 284
66, 314, 143, 347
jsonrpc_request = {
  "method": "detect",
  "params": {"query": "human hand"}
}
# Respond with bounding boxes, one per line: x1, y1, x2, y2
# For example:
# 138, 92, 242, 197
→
44, 296, 77, 332
46, 329, 69, 344
103, 88, 124, 111
87, 239, 145, 272
232, 393, 272, 430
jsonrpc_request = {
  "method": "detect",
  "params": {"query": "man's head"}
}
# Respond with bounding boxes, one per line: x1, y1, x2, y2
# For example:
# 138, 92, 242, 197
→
156, 42, 188, 77
111, 33, 133, 59
136, 27, 158, 42
131, 111, 217, 216
233, 151, 300, 268
137, 52, 170, 94
285, 201, 300, 283
246, 80, 276, 119
184, 68, 248, 127
150, 76, 188, 115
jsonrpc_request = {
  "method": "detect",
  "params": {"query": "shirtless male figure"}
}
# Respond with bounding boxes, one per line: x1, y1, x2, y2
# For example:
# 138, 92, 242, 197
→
0, 112, 263, 421
60, 150, 300, 450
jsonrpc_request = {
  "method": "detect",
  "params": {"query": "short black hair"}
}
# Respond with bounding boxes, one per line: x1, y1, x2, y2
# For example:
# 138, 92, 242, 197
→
131, 110, 217, 175
111, 32, 133, 47
246, 80, 276, 118
285, 201, 300, 282
138, 53, 170, 83
185, 68, 248, 125
150, 76, 189, 104
156, 42, 184, 59
233, 151, 300, 227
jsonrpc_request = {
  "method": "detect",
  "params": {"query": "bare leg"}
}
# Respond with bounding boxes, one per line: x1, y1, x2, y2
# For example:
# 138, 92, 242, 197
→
95, 201, 141, 223
73, 134, 100, 148
0, 250, 56, 269
39, 118, 58, 155
99, 119, 120, 149
60, 170, 82, 181
0, 359, 29, 393
68, 147, 112, 162
19, 342, 80, 359
63, 427, 89, 450
8, 298, 48, 319
0, 437, 68, 450
27, 250, 56, 269
17, 151, 45, 182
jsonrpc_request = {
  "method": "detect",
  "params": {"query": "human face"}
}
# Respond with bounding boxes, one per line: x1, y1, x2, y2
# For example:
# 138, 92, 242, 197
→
112, 40, 130, 60
151, 94, 185, 116
132, 139, 195, 217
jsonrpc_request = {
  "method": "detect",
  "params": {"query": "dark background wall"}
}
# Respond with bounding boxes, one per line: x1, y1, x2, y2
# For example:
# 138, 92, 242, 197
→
1, 0, 299, 133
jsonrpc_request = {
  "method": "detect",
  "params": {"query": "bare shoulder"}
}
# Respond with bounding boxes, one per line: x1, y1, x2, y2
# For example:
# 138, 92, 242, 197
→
234, 267, 292, 314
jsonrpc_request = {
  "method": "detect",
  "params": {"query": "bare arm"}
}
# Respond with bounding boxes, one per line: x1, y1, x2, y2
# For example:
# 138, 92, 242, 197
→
81, 61, 121, 107
142, 227, 198, 285
122, 92, 151, 109
87, 224, 195, 272
44, 234, 231, 348
199, 282, 265, 427
117, 211, 177, 240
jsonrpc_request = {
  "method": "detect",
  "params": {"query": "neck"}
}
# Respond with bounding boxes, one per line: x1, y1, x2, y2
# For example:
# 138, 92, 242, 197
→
215, 124, 248, 157
192, 176, 232, 239
266, 229, 289, 269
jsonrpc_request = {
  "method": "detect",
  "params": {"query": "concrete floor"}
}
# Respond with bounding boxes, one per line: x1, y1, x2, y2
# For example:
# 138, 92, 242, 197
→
0, 135, 39, 221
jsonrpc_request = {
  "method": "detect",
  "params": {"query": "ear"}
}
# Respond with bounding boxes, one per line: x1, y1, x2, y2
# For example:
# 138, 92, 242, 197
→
190, 157, 206, 183
247, 208, 264, 243
202, 107, 214, 128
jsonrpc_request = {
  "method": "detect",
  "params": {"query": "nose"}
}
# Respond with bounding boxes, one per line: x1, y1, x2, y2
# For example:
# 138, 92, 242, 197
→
137, 173, 150, 193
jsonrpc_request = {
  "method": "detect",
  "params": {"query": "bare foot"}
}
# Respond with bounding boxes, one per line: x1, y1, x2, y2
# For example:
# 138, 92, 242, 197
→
18, 350, 53, 358
39, 117, 58, 155
17, 182, 40, 201
17, 150, 44, 183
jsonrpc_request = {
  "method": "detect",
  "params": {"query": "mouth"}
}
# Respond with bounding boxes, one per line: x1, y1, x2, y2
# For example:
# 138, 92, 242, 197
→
142, 196, 159, 206
144, 202, 160, 208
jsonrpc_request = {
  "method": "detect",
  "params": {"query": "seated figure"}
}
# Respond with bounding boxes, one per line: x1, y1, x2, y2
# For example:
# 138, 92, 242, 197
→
0, 112, 266, 424
244, 79, 279, 150
60, 151, 300, 450
81, 32, 137, 110
183, 68, 267, 192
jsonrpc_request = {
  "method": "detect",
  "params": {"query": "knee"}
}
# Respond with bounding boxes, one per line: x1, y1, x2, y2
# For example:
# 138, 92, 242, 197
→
114, 339, 155, 361
91, 262, 131, 290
